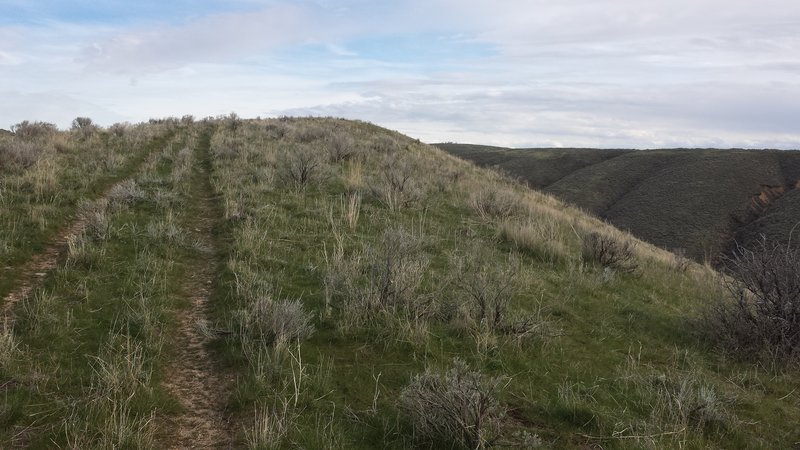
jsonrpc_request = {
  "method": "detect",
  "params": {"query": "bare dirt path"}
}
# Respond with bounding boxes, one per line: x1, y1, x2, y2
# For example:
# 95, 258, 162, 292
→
161, 129, 234, 449
0, 215, 90, 317
0, 143, 164, 319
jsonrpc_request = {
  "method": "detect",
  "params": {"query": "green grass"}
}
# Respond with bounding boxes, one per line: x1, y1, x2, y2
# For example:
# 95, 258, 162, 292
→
0, 125, 198, 447
205, 118, 799, 448
0, 118, 798, 449
0, 125, 176, 298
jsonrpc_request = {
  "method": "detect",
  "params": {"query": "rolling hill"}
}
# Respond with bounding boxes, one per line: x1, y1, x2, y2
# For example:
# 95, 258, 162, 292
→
0, 119, 798, 448
438, 143, 800, 262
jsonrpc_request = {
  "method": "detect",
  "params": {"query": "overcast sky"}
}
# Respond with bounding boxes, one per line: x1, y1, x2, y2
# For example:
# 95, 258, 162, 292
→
2, 0, 799, 148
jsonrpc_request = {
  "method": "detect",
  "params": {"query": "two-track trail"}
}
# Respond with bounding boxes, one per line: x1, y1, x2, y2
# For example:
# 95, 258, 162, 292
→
0, 136, 167, 319
1, 214, 90, 316
161, 129, 234, 449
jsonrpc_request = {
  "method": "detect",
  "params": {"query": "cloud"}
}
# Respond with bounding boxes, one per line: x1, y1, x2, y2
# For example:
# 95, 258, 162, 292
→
78, 4, 334, 73
1, 0, 799, 148
0, 90, 128, 128
276, 76, 800, 149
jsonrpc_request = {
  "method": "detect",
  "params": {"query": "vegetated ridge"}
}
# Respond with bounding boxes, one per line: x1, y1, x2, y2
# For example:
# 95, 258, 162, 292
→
438, 143, 800, 263
0, 117, 798, 449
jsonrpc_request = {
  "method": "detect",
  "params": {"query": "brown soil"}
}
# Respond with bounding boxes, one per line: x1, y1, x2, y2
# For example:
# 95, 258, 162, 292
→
0, 217, 88, 317
161, 242, 234, 449
160, 137, 233, 449
750, 184, 787, 214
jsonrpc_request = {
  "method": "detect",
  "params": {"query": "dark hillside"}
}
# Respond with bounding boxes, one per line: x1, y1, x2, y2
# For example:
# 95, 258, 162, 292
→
597, 151, 784, 261
437, 143, 631, 189
439, 144, 800, 262
545, 150, 695, 215
730, 183, 800, 252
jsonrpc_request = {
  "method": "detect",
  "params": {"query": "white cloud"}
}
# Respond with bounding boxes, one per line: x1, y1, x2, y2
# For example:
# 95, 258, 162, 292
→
1, 0, 799, 148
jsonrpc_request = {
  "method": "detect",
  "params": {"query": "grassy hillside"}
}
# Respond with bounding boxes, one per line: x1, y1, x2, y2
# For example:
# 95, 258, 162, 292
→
0, 118, 798, 449
439, 144, 800, 262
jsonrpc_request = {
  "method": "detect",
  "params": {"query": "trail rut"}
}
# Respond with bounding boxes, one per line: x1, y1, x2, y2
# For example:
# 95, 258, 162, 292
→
162, 241, 233, 449
161, 132, 233, 449
1, 153, 158, 318
0, 137, 170, 319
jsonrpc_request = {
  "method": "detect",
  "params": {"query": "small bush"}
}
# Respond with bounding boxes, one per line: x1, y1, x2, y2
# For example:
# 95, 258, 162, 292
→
108, 180, 145, 208
581, 232, 638, 273
469, 188, 518, 222
399, 359, 507, 450
79, 199, 110, 240
277, 144, 324, 189
225, 112, 242, 132
622, 370, 730, 442
71, 116, 97, 138
11, 120, 58, 140
453, 247, 540, 338
240, 296, 315, 349
371, 135, 400, 153
264, 121, 288, 140
325, 228, 432, 333
290, 124, 327, 143
368, 153, 422, 211
707, 238, 800, 365
326, 131, 357, 162
0, 140, 42, 169
109, 122, 129, 138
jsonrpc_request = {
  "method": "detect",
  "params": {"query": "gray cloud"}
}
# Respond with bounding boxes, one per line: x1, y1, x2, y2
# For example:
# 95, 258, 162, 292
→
2, 0, 799, 148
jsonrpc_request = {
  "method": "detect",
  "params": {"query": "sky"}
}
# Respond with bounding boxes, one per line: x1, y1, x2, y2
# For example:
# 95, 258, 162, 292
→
1, 0, 799, 149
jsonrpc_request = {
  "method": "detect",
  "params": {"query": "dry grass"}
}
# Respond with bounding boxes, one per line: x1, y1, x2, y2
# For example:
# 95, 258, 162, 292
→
497, 217, 571, 264
0, 321, 18, 367
468, 187, 518, 222
245, 401, 293, 450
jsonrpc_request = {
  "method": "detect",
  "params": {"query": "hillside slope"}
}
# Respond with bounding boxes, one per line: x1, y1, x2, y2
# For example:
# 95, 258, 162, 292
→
436, 144, 632, 189
0, 119, 798, 449
439, 144, 800, 262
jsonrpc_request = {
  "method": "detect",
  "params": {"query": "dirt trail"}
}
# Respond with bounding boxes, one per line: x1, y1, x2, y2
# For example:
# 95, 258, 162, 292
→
1, 217, 90, 317
162, 246, 234, 449
0, 135, 172, 319
161, 131, 234, 449
1, 144, 161, 318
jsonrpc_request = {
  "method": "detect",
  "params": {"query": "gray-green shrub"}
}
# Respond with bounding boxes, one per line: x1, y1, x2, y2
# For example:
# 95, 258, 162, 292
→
399, 359, 506, 450
707, 238, 800, 365
581, 231, 638, 273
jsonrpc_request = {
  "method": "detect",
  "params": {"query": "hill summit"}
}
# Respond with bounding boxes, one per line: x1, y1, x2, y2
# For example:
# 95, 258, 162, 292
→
0, 117, 797, 448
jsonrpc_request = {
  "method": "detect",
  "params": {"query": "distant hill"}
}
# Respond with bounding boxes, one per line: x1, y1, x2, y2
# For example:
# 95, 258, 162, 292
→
438, 143, 800, 262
